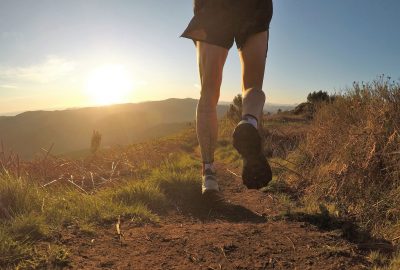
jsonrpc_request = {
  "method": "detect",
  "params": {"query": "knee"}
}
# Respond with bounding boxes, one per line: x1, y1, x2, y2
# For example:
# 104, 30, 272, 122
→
199, 86, 220, 108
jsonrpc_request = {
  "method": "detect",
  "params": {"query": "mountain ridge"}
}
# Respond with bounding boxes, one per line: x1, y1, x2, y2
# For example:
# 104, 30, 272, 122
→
0, 98, 225, 159
0, 98, 296, 117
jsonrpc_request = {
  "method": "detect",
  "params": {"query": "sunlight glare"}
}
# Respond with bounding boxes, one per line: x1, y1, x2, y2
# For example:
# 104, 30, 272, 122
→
86, 65, 133, 105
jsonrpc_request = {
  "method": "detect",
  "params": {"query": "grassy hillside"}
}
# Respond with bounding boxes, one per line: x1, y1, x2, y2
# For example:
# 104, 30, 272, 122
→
289, 79, 400, 233
0, 98, 227, 159
0, 155, 202, 268
220, 79, 400, 268
1, 80, 399, 268
279, 78, 400, 268
0, 127, 200, 268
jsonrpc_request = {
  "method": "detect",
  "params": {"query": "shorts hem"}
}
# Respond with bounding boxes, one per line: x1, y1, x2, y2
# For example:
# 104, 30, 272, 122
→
180, 34, 232, 50
237, 27, 270, 50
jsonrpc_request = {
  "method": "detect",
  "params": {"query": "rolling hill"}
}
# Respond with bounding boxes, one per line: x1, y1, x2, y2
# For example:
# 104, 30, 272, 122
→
0, 98, 228, 159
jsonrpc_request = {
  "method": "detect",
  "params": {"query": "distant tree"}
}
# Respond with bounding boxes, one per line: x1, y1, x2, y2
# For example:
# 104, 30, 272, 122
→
293, 102, 314, 119
91, 130, 102, 154
226, 94, 242, 123
293, 90, 333, 119
307, 90, 330, 104
277, 108, 282, 114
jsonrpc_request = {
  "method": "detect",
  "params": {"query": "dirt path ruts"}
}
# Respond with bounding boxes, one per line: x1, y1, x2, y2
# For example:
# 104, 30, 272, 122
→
62, 163, 370, 270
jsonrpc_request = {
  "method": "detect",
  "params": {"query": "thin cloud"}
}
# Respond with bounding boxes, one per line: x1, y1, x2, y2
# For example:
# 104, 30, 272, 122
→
0, 56, 76, 84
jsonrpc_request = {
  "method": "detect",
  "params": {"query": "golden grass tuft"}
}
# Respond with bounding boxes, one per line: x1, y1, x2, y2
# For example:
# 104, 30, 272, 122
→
0, 149, 201, 268
292, 77, 400, 237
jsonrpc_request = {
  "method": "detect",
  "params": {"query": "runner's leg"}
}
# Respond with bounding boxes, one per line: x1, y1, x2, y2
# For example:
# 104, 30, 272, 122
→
239, 31, 269, 122
232, 31, 272, 189
196, 41, 228, 168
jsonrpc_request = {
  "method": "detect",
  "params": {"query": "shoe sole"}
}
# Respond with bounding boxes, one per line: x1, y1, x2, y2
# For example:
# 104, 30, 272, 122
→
202, 190, 224, 205
232, 122, 262, 158
232, 122, 272, 189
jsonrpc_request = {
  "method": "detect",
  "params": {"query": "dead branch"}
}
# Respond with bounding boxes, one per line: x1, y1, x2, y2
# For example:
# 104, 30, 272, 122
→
42, 179, 59, 188
67, 179, 88, 194
268, 160, 308, 181
226, 169, 241, 179
285, 236, 296, 251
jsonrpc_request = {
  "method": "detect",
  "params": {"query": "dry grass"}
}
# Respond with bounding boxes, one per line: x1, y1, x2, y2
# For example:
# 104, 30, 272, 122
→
262, 122, 309, 159
0, 128, 197, 193
0, 153, 200, 268
290, 77, 400, 239
219, 112, 309, 161
0, 128, 201, 268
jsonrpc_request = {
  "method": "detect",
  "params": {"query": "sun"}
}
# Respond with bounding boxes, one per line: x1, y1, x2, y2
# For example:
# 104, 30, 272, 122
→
86, 65, 133, 105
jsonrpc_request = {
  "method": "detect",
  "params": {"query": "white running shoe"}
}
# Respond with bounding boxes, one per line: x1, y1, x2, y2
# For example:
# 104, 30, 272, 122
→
201, 168, 219, 195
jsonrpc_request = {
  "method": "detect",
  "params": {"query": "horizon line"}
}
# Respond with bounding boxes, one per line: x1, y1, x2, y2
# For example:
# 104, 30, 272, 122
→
0, 97, 299, 117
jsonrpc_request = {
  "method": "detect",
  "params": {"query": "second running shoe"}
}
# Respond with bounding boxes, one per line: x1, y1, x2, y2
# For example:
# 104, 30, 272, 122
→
232, 120, 272, 189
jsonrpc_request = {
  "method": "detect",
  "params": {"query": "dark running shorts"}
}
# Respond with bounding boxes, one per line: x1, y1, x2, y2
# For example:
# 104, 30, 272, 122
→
181, 0, 273, 50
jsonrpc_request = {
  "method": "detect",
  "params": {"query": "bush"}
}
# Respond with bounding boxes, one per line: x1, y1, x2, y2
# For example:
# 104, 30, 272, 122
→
293, 102, 314, 118
226, 94, 242, 124
307, 90, 331, 103
91, 130, 102, 154
293, 77, 400, 236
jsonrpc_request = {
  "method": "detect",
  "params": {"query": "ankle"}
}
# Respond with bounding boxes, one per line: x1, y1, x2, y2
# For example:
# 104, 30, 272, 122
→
242, 114, 258, 129
202, 162, 215, 175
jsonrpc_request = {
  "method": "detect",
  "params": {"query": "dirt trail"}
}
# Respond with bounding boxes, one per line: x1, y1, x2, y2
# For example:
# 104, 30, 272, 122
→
62, 163, 372, 269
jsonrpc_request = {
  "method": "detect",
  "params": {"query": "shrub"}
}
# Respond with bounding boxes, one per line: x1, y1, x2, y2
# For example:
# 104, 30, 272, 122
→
307, 90, 331, 103
293, 77, 400, 236
90, 130, 102, 154
293, 102, 314, 118
226, 94, 242, 124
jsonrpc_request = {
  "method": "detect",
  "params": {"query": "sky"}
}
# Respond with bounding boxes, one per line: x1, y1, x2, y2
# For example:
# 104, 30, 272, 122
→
0, 0, 399, 115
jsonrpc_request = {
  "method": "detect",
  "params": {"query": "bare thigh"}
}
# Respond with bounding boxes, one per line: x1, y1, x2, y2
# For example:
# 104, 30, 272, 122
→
239, 31, 269, 91
197, 41, 229, 105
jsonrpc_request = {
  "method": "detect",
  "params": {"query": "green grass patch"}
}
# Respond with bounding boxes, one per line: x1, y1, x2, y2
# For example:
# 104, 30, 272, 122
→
215, 140, 241, 168
149, 155, 201, 204
0, 176, 43, 218
0, 227, 33, 268
10, 213, 50, 241
108, 181, 166, 212
0, 152, 202, 268
45, 244, 71, 268
43, 188, 159, 226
